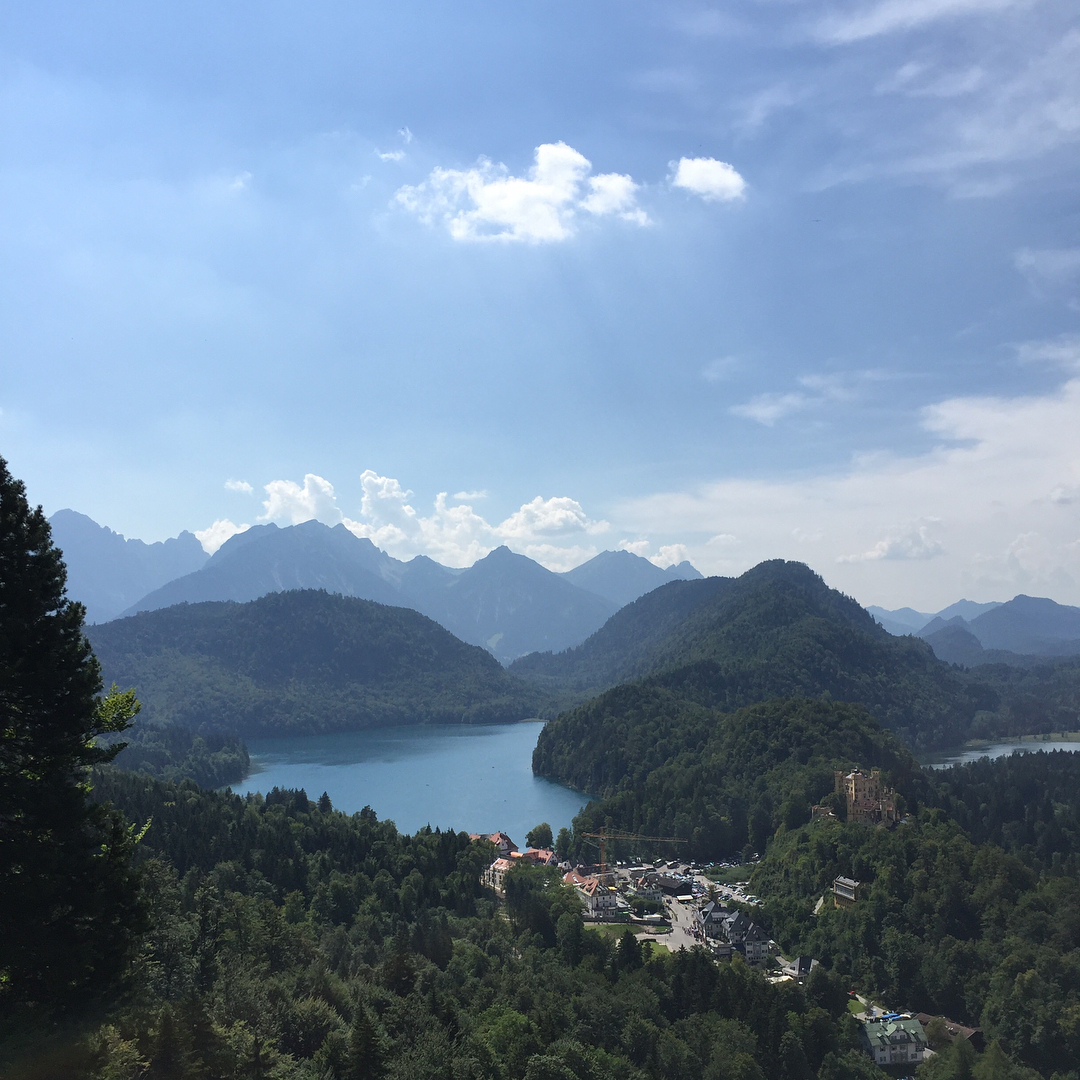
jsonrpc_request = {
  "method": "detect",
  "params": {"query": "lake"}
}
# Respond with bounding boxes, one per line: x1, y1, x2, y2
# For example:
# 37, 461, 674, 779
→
919, 734, 1080, 770
230, 721, 592, 844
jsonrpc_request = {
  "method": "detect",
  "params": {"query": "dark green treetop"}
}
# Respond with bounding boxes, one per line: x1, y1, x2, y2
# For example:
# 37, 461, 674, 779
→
0, 457, 144, 1017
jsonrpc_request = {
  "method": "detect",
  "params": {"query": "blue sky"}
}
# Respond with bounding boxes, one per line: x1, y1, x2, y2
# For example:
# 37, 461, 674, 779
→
2, 0, 1078, 609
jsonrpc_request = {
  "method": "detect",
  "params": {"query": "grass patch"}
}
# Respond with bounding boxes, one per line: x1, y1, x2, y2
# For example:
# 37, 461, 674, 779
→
705, 865, 752, 884
585, 923, 636, 941
847, 998, 864, 1015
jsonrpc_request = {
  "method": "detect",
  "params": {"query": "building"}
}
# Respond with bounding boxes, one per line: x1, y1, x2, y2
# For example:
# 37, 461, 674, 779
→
833, 876, 863, 907
780, 956, 819, 980
914, 1014, 985, 1054
475, 832, 519, 857
721, 910, 770, 964
859, 1016, 927, 1067
630, 876, 664, 903
697, 900, 729, 938
834, 769, 899, 826
517, 847, 557, 866
484, 857, 514, 894
563, 869, 618, 915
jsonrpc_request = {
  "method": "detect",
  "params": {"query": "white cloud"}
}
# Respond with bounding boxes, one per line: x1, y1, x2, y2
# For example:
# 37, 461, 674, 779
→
838, 522, 944, 562
701, 357, 738, 383
260, 473, 344, 525
225, 479, 254, 494
377, 150, 406, 162
519, 543, 600, 572
195, 518, 250, 555
652, 543, 691, 568
616, 374, 1080, 608
398, 127, 414, 144
670, 157, 747, 202
903, 30, 1080, 177
237, 468, 610, 569
1016, 333, 1080, 370
1015, 250, 1080, 306
730, 392, 809, 426
580, 173, 651, 225
394, 142, 649, 242
815, 0, 1025, 45
731, 371, 880, 425
618, 539, 653, 557
497, 495, 608, 539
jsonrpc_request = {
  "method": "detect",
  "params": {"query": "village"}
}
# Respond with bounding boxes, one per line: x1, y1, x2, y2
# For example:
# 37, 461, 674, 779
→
471, 769, 986, 1073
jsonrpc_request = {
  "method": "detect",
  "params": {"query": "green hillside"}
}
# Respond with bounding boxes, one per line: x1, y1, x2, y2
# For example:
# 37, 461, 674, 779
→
523, 561, 990, 748
87, 589, 542, 735
538, 694, 924, 861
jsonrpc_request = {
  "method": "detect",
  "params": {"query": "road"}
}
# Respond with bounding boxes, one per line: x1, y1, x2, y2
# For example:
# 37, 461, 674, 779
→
649, 897, 703, 952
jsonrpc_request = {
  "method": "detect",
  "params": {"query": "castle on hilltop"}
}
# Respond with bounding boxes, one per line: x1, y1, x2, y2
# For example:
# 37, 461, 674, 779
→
835, 768, 899, 826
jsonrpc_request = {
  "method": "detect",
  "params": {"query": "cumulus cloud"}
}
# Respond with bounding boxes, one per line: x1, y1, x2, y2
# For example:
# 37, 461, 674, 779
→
260, 473, 344, 525
670, 157, 747, 202
394, 142, 649, 242
618, 539, 653, 557
195, 518, 250, 555
247, 468, 609, 569
815, 0, 1024, 45
498, 495, 608, 539
225, 479, 254, 494
616, 373, 1080, 607
377, 150, 406, 162
653, 543, 691, 568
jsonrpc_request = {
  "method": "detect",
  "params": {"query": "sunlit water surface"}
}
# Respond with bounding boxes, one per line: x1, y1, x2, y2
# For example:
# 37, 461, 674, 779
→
919, 736, 1080, 770
230, 721, 592, 841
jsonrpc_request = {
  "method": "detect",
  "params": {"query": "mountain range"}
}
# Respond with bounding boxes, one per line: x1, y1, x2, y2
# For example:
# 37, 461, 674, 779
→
872, 595, 1080, 665
50, 509, 209, 624
50, 511, 700, 662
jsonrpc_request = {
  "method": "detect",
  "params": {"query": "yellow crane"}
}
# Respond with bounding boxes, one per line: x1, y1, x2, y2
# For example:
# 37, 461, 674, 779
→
580, 828, 688, 878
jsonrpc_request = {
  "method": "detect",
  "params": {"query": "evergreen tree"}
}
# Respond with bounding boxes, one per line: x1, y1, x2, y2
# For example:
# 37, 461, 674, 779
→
0, 458, 144, 1017
345, 1004, 383, 1080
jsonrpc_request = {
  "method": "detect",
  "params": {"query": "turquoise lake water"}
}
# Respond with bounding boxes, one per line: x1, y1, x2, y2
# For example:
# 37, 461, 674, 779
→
230, 721, 592, 843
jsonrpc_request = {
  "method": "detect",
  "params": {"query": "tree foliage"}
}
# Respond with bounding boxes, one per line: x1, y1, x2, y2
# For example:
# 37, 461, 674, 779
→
0, 457, 145, 1018
87, 590, 543, 736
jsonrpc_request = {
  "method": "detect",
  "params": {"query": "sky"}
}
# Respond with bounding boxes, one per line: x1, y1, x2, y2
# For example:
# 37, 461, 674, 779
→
1, 0, 1078, 610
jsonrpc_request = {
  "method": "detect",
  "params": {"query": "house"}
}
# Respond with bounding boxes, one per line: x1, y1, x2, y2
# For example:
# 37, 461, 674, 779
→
833, 876, 863, 907
859, 1017, 927, 1067
721, 910, 769, 964
484, 858, 514, 894
780, 956, 819, 980
630, 876, 664, 903
914, 1014, 985, 1054
518, 847, 557, 866
835, 769, 899, 826
697, 900, 729, 938
563, 869, 618, 916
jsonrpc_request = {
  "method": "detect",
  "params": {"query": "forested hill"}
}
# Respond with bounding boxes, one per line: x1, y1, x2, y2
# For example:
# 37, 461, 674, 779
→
87, 589, 542, 735
540, 695, 923, 859
521, 560, 985, 748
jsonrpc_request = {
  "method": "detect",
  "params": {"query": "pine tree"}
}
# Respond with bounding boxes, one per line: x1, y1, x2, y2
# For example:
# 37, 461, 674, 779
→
0, 458, 144, 1017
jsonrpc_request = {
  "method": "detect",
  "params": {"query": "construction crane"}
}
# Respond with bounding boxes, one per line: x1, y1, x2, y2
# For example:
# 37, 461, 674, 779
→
580, 828, 688, 878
